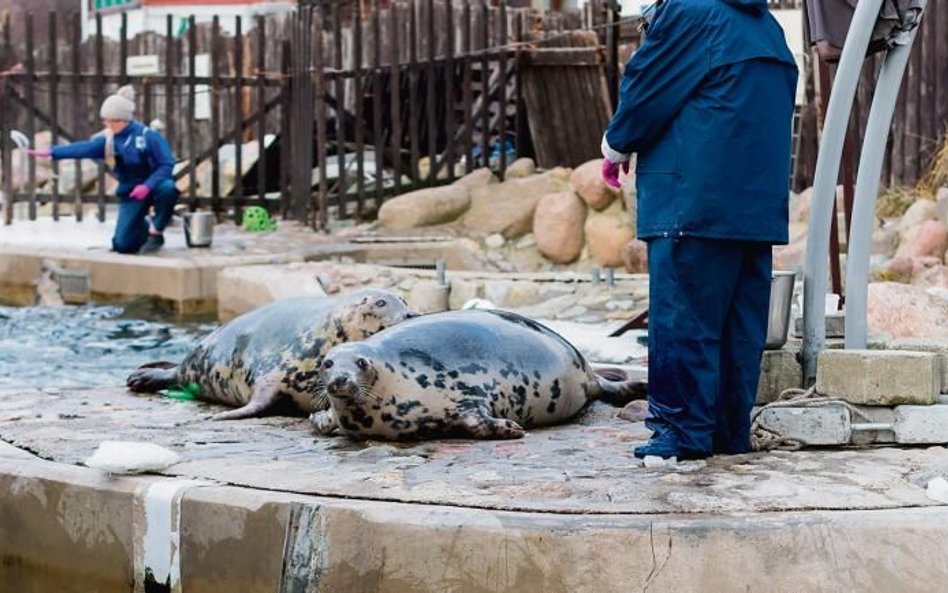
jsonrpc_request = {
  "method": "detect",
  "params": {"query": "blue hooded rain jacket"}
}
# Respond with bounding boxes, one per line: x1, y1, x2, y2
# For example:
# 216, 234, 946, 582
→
602, 0, 798, 244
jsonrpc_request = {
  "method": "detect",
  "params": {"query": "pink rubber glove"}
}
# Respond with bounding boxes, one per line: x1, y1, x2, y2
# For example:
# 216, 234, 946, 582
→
26, 148, 52, 159
129, 184, 151, 201
600, 159, 630, 188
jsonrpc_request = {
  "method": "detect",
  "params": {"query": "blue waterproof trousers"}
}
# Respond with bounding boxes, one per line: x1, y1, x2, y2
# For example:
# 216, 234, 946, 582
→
646, 237, 773, 455
112, 179, 179, 254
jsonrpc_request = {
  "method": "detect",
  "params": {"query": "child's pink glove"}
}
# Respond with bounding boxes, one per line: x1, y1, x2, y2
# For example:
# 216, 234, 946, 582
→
600, 159, 630, 189
26, 148, 52, 159
130, 184, 151, 201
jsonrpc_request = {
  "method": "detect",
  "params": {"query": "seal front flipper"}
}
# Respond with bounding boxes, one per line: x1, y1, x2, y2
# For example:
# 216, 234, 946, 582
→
211, 383, 281, 420
126, 363, 178, 393
310, 410, 338, 435
456, 410, 525, 439
593, 369, 648, 407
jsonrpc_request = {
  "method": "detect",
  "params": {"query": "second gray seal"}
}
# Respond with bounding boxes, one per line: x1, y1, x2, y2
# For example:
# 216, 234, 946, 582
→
311, 308, 647, 440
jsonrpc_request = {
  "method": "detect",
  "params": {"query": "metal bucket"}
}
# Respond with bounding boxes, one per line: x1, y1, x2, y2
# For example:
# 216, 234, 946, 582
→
183, 211, 214, 248
765, 270, 796, 350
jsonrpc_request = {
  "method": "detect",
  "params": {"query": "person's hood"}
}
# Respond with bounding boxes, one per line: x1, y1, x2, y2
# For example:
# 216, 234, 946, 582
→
720, 0, 767, 12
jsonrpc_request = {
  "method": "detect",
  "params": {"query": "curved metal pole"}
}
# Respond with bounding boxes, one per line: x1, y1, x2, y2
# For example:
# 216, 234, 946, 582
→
845, 7, 926, 349
801, 0, 884, 386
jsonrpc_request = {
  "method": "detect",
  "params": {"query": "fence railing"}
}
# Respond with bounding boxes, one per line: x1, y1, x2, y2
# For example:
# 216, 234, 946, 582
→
1, 0, 945, 228
0, 1, 630, 227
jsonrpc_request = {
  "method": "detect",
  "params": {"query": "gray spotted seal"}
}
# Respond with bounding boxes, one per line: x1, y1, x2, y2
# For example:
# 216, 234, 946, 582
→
310, 309, 647, 440
126, 288, 417, 420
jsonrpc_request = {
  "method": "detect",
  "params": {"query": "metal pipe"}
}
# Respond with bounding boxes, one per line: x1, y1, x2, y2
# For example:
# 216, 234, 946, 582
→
845, 4, 926, 349
801, 0, 884, 386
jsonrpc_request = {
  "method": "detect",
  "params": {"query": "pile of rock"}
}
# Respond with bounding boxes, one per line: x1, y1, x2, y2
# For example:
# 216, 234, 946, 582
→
376, 157, 648, 274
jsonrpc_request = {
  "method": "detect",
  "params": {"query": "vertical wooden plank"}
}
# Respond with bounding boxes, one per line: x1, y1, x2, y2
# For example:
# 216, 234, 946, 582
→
372, 0, 384, 208
409, 0, 420, 182
281, 38, 292, 218
210, 17, 222, 212
256, 15, 267, 207
905, 38, 921, 184
120, 12, 128, 84
315, 7, 329, 229
0, 16, 10, 226
187, 15, 197, 211
425, 0, 437, 185
165, 15, 176, 158
514, 10, 525, 160
497, 0, 507, 179
389, 2, 403, 195
444, 0, 456, 180
48, 11, 60, 221
25, 13, 37, 221
463, 0, 473, 173
936, 0, 948, 157
333, 3, 348, 219
920, 9, 935, 178
480, 1, 490, 170
95, 13, 106, 221
354, 0, 366, 217
72, 11, 83, 221
234, 15, 244, 220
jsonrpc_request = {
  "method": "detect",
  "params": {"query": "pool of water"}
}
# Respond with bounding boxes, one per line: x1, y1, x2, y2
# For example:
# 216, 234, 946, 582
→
0, 304, 216, 390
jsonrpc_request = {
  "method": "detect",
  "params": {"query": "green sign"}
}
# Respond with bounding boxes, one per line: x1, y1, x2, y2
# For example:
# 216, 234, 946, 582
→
94, 0, 140, 10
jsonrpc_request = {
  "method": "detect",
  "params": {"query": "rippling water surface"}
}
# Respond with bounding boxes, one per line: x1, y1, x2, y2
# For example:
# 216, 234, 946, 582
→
0, 304, 216, 389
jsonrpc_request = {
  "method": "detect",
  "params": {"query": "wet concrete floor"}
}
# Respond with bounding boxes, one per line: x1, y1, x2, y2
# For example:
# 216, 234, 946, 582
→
1, 386, 946, 516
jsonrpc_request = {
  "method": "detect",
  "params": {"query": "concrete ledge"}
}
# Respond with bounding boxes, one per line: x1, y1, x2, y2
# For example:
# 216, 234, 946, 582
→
816, 349, 939, 405
4, 448, 948, 593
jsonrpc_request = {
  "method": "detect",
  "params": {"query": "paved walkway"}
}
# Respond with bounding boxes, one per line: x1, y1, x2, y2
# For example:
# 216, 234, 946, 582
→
2, 386, 946, 515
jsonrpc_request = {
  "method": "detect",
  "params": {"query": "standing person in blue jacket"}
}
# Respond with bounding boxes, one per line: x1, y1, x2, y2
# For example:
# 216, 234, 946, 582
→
28, 85, 178, 254
600, 0, 798, 459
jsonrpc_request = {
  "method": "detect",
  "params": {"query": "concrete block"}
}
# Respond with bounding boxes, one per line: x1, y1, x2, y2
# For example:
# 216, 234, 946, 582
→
447, 278, 482, 310
756, 405, 851, 445
816, 350, 938, 406
893, 405, 948, 444
756, 349, 802, 404
888, 338, 948, 394
793, 311, 845, 338
407, 280, 451, 314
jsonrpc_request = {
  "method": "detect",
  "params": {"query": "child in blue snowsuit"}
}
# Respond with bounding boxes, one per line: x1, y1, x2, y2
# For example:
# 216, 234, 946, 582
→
600, 0, 798, 458
29, 85, 178, 254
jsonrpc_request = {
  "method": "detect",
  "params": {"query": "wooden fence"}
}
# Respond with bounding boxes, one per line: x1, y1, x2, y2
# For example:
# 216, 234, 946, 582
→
0, 1, 627, 228
0, 0, 945, 228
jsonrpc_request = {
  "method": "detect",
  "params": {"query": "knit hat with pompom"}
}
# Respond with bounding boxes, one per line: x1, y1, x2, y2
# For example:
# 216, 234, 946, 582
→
99, 85, 135, 121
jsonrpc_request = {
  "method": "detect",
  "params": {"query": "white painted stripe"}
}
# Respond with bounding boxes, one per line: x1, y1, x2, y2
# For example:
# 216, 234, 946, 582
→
142, 479, 212, 590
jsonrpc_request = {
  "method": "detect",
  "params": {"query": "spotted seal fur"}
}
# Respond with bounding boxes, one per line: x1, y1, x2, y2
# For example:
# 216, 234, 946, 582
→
126, 288, 417, 420
310, 309, 647, 440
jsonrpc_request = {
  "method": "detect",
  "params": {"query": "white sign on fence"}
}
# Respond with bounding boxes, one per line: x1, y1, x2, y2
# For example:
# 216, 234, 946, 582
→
126, 55, 160, 76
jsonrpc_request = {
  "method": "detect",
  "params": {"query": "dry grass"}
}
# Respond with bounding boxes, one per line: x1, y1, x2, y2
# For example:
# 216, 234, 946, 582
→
917, 127, 948, 197
876, 185, 921, 219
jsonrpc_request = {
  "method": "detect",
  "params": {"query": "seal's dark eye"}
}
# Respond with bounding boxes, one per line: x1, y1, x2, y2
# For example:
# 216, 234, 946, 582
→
356, 358, 369, 370
375, 299, 387, 307
323, 359, 334, 369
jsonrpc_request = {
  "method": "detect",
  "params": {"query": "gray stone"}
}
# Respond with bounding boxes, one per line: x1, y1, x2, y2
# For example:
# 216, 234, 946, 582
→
756, 349, 802, 404
887, 338, 948, 393
503, 158, 536, 179
377, 184, 471, 230
484, 234, 505, 249
407, 280, 451, 314
816, 349, 939, 406
793, 311, 845, 339
447, 279, 482, 310
893, 405, 948, 444
556, 305, 588, 320
756, 405, 852, 446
